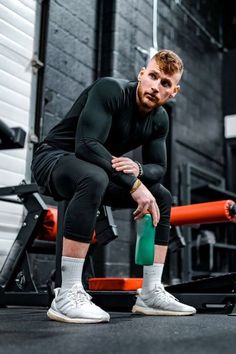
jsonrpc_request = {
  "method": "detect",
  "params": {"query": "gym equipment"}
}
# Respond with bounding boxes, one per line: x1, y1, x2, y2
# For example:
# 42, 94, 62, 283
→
36, 207, 58, 241
0, 183, 50, 306
1, 192, 236, 313
0, 183, 117, 306
179, 163, 236, 282
1, 187, 236, 312
89, 277, 142, 291
135, 214, 155, 265
0, 119, 26, 149
87, 200, 236, 314
170, 200, 236, 225
0, 122, 47, 305
88, 273, 236, 314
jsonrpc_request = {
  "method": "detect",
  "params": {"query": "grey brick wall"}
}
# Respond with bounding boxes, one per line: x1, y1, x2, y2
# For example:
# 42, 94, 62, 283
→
41, 0, 97, 138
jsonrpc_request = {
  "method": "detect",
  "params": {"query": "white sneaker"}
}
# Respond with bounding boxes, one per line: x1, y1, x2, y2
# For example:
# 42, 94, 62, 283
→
47, 284, 110, 323
132, 284, 196, 316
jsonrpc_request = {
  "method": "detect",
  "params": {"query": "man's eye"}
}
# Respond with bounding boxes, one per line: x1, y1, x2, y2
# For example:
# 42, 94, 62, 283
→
161, 81, 170, 87
149, 73, 156, 79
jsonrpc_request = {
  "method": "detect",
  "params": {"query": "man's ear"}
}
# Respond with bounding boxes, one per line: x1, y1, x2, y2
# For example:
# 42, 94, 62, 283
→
170, 85, 180, 98
138, 67, 146, 81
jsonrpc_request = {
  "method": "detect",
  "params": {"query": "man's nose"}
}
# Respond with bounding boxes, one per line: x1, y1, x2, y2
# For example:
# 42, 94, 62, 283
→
152, 79, 161, 92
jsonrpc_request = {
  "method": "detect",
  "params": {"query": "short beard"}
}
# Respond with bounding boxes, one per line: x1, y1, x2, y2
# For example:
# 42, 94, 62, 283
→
137, 83, 150, 110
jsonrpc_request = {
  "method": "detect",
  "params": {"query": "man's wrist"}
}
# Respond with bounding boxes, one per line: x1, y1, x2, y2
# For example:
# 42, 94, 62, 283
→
130, 179, 142, 194
135, 161, 144, 178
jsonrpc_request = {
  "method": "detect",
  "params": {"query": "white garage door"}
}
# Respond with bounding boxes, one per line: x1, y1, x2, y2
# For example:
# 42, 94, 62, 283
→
0, 0, 39, 270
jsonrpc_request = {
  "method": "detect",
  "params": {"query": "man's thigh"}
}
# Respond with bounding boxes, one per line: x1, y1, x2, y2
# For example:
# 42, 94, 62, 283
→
50, 154, 108, 200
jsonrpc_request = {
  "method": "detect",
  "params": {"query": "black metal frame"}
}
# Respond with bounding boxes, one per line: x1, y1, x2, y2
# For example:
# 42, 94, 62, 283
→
0, 183, 50, 306
179, 162, 236, 282
166, 272, 236, 315
225, 137, 236, 192
88, 273, 236, 314
88, 291, 236, 314
0, 119, 26, 150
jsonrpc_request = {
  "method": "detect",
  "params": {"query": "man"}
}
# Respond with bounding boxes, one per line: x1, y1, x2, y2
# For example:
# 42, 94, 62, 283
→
31, 49, 196, 323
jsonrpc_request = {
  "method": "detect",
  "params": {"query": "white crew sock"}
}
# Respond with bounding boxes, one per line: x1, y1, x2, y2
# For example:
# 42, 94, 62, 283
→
61, 256, 85, 289
142, 263, 164, 293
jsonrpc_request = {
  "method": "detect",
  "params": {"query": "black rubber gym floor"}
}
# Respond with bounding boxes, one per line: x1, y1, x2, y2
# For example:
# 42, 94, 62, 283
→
0, 308, 235, 354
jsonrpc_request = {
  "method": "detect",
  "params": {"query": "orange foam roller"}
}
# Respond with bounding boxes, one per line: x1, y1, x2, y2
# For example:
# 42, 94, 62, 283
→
90, 230, 97, 244
88, 277, 143, 291
37, 207, 58, 241
170, 200, 236, 226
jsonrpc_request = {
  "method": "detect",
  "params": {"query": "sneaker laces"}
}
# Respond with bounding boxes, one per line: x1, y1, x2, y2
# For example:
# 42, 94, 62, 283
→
67, 285, 93, 306
152, 284, 179, 304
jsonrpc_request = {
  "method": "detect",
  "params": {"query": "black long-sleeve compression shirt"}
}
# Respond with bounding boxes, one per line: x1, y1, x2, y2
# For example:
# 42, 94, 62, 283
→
37, 77, 169, 190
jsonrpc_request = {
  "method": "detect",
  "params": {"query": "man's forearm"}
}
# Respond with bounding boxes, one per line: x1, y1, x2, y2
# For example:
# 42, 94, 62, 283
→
75, 138, 137, 189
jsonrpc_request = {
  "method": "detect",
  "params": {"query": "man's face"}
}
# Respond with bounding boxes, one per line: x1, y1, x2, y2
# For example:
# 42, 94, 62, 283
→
136, 59, 181, 112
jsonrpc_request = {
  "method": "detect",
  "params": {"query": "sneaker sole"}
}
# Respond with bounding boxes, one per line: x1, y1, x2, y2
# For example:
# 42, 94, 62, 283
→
132, 305, 196, 316
47, 308, 110, 324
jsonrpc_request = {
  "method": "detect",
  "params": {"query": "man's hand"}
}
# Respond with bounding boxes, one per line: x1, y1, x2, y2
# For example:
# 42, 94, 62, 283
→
131, 182, 160, 227
112, 156, 139, 176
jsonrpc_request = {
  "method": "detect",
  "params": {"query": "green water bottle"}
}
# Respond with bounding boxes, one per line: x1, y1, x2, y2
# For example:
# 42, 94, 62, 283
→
135, 213, 155, 265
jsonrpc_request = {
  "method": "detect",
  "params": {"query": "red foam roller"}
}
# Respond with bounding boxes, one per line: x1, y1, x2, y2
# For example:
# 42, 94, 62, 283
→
170, 199, 236, 226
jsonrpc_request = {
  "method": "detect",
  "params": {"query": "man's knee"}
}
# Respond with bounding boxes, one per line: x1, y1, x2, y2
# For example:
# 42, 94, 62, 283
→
83, 168, 109, 197
151, 184, 172, 207
160, 185, 172, 206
